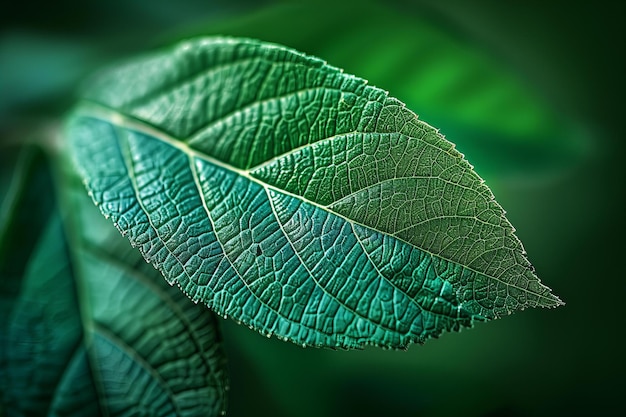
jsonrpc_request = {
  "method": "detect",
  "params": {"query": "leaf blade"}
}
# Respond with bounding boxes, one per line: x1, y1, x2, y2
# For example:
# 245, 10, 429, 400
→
68, 37, 562, 349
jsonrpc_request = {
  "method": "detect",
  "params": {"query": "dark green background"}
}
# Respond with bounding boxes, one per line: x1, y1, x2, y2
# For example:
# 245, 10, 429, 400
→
2, 0, 624, 416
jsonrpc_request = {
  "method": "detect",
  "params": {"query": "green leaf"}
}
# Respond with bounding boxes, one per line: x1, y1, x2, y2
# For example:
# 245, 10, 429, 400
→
0, 146, 228, 416
67, 37, 562, 349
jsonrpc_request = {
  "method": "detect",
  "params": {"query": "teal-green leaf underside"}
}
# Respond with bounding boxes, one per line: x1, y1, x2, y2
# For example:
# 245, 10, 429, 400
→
0, 146, 228, 416
67, 37, 562, 349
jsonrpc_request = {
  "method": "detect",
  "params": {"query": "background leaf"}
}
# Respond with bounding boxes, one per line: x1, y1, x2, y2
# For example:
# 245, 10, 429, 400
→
68, 37, 561, 350
0, 145, 228, 416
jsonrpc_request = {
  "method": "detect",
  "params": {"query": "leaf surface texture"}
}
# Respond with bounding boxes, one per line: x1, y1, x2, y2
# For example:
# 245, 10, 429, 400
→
67, 37, 562, 349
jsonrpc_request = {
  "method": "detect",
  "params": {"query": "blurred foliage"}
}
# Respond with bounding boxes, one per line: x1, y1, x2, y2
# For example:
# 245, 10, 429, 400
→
0, 145, 228, 416
1, 0, 624, 416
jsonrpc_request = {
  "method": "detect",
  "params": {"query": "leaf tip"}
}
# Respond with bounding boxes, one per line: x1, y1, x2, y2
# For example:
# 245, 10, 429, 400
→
545, 291, 565, 308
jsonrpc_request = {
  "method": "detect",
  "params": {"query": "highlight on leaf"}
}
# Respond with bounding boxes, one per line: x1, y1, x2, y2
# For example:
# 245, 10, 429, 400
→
67, 37, 563, 349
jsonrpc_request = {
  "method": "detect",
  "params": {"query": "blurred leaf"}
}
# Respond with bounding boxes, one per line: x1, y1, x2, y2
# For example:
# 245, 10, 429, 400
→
167, 1, 590, 180
0, 146, 228, 416
0, 146, 55, 335
67, 37, 561, 350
